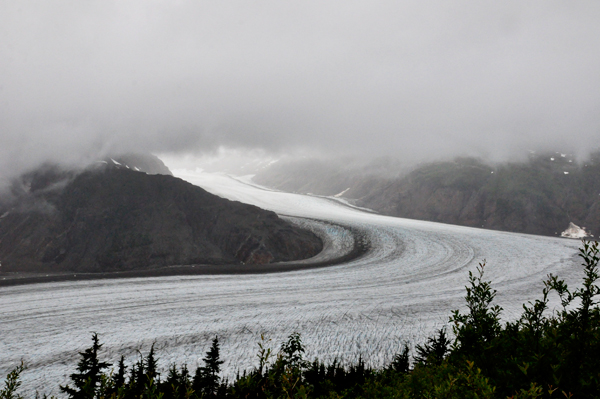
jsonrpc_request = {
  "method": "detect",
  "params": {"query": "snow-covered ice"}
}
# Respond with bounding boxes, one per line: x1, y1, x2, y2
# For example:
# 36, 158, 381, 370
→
0, 170, 583, 395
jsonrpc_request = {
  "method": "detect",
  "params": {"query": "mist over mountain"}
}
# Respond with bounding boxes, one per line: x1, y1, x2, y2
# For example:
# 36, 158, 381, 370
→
1, 1, 599, 246
107, 153, 173, 176
253, 151, 600, 238
2, 2, 600, 182
0, 156, 322, 273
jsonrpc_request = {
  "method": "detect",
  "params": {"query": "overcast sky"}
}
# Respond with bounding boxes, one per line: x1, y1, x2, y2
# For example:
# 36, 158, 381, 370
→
1, 1, 600, 177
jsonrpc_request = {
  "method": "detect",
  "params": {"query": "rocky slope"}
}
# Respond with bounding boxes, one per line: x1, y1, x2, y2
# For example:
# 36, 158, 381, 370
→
361, 155, 600, 237
254, 153, 600, 238
0, 162, 322, 273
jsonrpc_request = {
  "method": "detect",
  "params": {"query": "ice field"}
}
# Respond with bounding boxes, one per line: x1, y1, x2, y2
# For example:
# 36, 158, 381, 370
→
0, 171, 584, 395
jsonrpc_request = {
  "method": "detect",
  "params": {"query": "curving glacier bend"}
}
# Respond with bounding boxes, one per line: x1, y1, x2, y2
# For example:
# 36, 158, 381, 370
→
0, 171, 583, 395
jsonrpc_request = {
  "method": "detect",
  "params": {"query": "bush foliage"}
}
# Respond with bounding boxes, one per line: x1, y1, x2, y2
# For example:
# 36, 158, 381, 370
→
4, 241, 600, 398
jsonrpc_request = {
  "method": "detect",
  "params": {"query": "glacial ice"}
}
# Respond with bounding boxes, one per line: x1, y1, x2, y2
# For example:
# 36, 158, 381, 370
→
0, 170, 583, 396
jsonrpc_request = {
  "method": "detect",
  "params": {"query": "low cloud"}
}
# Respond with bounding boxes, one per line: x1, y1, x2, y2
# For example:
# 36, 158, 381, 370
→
1, 1, 600, 179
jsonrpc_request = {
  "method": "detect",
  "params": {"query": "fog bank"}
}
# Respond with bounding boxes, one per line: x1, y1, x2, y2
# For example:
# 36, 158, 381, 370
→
2, 1, 600, 179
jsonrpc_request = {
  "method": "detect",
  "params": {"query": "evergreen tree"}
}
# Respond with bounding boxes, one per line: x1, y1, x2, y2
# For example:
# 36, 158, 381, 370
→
145, 343, 159, 385
389, 343, 410, 374
161, 364, 192, 399
414, 328, 450, 366
105, 355, 127, 398
60, 333, 111, 399
114, 355, 127, 388
193, 336, 224, 397
127, 352, 147, 398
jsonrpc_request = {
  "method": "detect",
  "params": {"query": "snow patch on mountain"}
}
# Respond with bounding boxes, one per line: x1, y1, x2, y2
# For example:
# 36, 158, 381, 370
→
561, 222, 590, 239
334, 188, 350, 198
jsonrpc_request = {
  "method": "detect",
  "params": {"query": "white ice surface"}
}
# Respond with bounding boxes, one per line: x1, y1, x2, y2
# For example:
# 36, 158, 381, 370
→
0, 170, 583, 396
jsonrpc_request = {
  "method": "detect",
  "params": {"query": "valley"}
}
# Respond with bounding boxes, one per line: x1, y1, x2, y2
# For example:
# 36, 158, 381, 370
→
0, 170, 583, 395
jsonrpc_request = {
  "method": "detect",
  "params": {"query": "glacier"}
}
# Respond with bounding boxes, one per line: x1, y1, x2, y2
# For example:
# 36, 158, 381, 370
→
0, 170, 583, 396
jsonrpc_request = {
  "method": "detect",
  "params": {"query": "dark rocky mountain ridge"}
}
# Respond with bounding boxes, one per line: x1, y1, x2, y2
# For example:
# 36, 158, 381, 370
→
0, 162, 322, 273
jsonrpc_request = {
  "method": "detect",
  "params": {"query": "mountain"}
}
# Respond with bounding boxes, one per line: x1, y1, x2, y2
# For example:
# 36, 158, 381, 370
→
253, 153, 600, 238
0, 160, 322, 273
